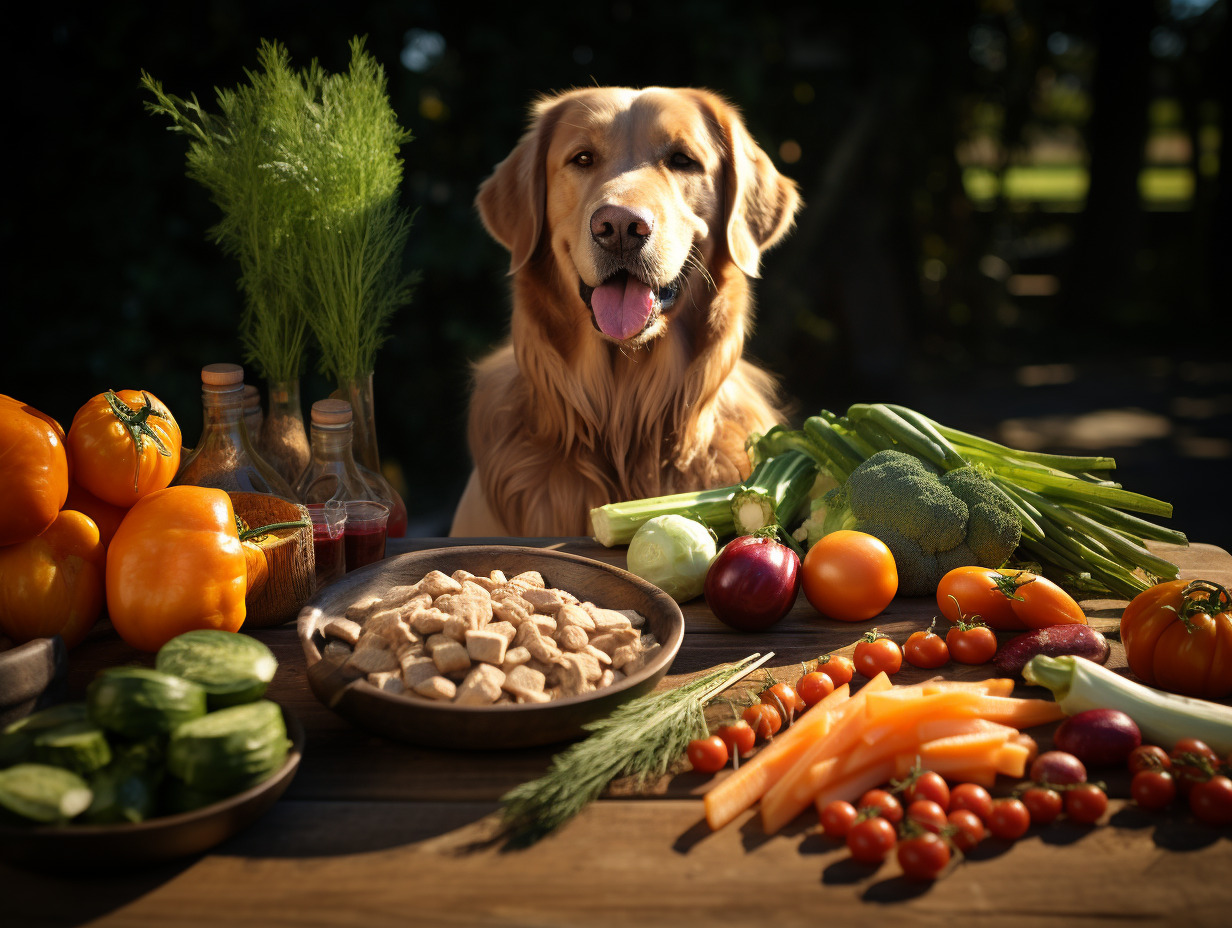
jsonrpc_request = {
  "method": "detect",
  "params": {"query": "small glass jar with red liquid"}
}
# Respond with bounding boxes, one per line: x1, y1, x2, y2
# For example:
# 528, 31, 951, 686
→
308, 499, 347, 587
294, 399, 391, 573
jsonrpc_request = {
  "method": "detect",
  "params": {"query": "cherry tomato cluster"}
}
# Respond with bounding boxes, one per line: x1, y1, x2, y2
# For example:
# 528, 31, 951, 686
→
1128, 737, 1232, 825
847, 617, 1002, 678
686, 673, 811, 773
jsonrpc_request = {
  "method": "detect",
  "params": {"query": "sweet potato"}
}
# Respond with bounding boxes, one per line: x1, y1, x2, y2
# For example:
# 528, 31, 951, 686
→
994, 624, 1111, 677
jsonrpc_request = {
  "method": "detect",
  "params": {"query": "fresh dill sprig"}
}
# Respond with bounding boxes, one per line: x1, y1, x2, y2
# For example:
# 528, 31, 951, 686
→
500, 655, 762, 847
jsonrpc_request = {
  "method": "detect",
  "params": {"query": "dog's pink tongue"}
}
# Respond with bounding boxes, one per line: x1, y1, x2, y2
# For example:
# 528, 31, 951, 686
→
591, 276, 654, 340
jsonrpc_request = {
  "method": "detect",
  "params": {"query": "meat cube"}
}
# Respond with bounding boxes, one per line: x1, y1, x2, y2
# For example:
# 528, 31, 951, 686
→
322, 617, 363, 646
500, 646, 532, 673
466, 629, 509, 665
455, 664, 505, 706
434, 589, 493, 630
400, 654, 439, 689
583, 603, 635, 633
486, 620, 518, 644
502, 664, 547, 701
409, 606, 450, 636
555, 625, 589, 653
432, 639, 472, 676
414, 675, 457, 701
367, 671, 405, 695
415, 569, 463, 599
556, 603, 596, 632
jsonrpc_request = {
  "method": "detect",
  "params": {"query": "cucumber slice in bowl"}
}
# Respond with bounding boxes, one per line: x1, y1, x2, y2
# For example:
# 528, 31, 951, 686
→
87, 668, 207, 739
156, 630, 279, 709
167, 700, 291, 795
0, 764, 93, 824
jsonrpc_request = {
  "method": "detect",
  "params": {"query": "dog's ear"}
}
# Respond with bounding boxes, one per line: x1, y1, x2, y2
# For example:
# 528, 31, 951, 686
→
704, 93, 802, 279
475, 94, 564, 275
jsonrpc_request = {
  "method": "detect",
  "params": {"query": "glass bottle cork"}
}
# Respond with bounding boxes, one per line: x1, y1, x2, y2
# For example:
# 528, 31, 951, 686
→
295, 399, 389, 573
173, 363, 296, 499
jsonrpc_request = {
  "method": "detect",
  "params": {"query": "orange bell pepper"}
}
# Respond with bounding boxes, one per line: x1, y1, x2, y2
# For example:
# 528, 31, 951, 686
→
0, 509, 105, 648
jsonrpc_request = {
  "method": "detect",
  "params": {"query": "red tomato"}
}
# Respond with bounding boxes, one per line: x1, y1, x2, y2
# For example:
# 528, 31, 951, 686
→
987, 798, 1031, 840
945, 620, 998, 665
817, 653, 855, 687
946, 808, 985, 851
801, 530, 898, 622
716, 720, 756, 758
937, 566, 1022, 630
950, 782, 994, 822
1064, 783, 1108, 824
760, 681, 804, 719
1131, 769, 1177, 811
742, 703, 782, 740
858, 788, 904, 825
820, 800, 859, 838
902, 770, 951, 810
1128, 744, 1172, 774
846, 815, 897, 864
686, 735, 729, 773
903, 620, 949, 670
1189, 775, 1232, 825
1021, 786, 1063, 826
1002, 569, 1087, 628
854, 631, 903, 677
897, 832, 951, 881
796, 670, 835, 707
1170, 739, 1218, 794
905, 799, 948, 834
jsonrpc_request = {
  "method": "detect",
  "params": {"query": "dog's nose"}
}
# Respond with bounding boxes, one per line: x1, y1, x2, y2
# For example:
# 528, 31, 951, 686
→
590, 204, 654, 256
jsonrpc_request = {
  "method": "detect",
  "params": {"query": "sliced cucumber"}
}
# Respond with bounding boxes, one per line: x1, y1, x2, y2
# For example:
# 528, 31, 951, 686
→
31, 720, 113, 777
87, 667, 208, 739
167, 700, 290, 794
0, 763, 93, 824
0, 702, 89, 767
155, 630, 278, 709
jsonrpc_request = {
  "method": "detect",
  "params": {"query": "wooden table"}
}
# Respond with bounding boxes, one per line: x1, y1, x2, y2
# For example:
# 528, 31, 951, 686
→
5, 539, 1232, 927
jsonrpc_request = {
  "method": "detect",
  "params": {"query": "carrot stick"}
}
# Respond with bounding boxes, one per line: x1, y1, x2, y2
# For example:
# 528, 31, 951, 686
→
994, 741, 1032, 777
811, 758, 898, 818
921, 678, 1015, 697
915, 716, 1018, 743
703, 683, 850, 831
961, 694, 1066, 728
759, 674, 893, 834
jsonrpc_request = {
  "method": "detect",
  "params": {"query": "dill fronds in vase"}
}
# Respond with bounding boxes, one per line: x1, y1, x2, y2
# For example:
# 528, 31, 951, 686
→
140, 43, 319, 485
270, 37, 419, 493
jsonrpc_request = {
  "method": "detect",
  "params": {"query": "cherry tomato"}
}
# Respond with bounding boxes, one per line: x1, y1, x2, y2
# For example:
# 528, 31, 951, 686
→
1189, 774, 1232, 826
846, 815, 897, 864
686, 735, 729, 773
1171, 739, 1218, 794
716, 720, 756, 758
1000, 569, 1087, 628
1131, 769, 1177, 811
905, 799, 948, 834
854, 630, 903, 677
801, 530, 898, 622
760, 681, 804, 719
902, 770, 951, 810
1021, 786, 1064, 826
858, 788, 904, 825
937, 566, 1021, 630
742, 702, 782, 740
817, 654, 854, 687
987, 798, 1031, 840
1172, 737, 1218, 763
950, 782, 994, 823
896, 831, 951, 881
903, 620, 949, 670
1128, 744, 1172, 774
820, 799, 859, 838
945, 620, 998, 665
795, 670, 835, 707
946, 808, 986, 851
1064, 783, 1108, 824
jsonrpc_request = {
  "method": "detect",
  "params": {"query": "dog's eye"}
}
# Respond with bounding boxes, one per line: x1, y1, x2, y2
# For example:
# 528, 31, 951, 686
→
669, 151, 696, 169
571, 151, 594, 167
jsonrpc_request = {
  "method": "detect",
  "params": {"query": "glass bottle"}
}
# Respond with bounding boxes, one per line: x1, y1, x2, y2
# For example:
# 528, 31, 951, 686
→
242, 383, 264, 440
333, 371, 408, 538
258, 378, 311, 488
294, 399, 389, 573
173, 363, 297, 499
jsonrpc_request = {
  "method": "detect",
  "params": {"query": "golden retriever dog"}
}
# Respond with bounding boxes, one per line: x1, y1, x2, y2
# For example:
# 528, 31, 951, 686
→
450, 86, 801, 537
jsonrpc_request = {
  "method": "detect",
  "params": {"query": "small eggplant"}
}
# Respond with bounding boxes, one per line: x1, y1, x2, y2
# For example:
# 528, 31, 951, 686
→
994, 624, 1110, 678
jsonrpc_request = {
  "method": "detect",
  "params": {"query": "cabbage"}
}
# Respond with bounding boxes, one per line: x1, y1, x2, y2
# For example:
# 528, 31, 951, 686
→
626, 515, 716, 603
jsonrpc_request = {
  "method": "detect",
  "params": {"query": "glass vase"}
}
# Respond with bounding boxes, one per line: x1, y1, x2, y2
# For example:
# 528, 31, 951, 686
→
259, 378, 311, 488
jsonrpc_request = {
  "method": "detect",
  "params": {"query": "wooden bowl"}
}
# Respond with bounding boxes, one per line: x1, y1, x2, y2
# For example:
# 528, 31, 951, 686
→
229, 491, 316, 628
296, 545, 685, 750
0, 636, 68, 729
0, 707, 303, 871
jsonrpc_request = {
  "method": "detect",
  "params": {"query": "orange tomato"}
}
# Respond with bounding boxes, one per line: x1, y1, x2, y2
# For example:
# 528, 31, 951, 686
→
1002, 569, 1086, 628
1121, 579, 1232, 700
0, 509, 105, 648
801, 530, 898, 622
0, 395, 70, 546
936, 566, 1023, 630
63, 480, 129, 548
106, 485, 248, 652
67, 389, 181, 508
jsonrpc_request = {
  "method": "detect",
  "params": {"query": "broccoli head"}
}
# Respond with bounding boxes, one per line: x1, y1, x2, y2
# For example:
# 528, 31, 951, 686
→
812, 449, 1021, 595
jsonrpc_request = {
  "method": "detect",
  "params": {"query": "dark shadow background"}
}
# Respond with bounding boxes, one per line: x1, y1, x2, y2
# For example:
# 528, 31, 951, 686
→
4, 0, 1229, 553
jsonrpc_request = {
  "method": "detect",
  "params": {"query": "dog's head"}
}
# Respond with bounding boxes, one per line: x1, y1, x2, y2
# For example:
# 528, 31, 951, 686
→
477, 87, 800, 346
